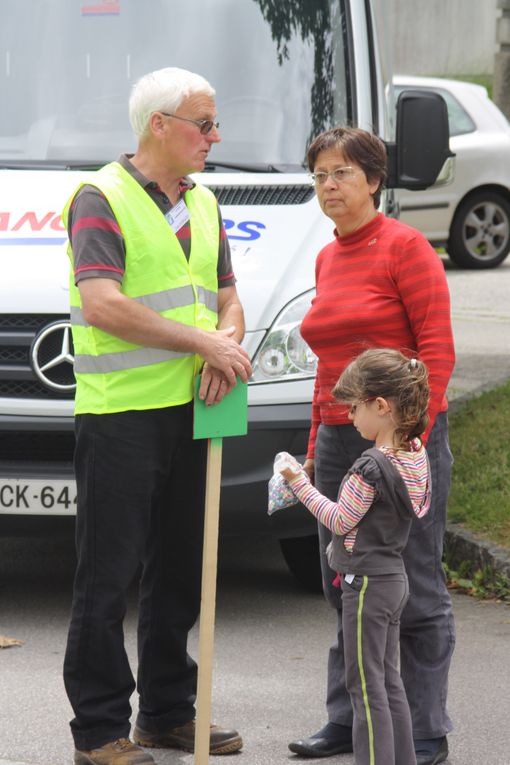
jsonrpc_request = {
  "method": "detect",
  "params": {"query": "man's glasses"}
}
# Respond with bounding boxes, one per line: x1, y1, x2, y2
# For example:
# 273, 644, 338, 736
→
159, 112, 220, 135
311, 167, 361, 186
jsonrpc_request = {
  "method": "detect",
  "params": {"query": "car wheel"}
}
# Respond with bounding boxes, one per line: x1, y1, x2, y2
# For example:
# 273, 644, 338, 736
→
448, 190, 510, 269
279, 534, 323, 592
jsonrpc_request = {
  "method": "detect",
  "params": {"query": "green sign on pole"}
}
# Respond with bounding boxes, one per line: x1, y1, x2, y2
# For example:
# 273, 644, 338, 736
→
193, 376, 248, 440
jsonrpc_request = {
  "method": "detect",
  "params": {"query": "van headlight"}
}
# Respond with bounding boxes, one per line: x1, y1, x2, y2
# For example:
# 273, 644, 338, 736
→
251, 290, 318, 383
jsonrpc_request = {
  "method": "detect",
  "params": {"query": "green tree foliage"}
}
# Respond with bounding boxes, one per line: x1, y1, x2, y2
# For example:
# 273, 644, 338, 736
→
254, 0, 336, 142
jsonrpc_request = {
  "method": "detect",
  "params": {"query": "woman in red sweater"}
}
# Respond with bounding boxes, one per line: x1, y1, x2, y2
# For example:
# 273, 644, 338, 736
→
288, 128, 455, 765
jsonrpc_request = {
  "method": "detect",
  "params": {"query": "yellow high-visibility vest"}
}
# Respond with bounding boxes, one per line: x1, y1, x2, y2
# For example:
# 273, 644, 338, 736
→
63, 161, 219, 414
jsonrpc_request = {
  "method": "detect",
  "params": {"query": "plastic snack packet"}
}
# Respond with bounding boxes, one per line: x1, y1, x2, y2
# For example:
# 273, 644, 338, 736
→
273, 451, 303, 475
267, 452, 303, 515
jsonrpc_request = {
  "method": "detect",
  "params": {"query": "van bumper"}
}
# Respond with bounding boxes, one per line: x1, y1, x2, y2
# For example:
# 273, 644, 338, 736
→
0, 404, 317, 540
221, 402, 317, 539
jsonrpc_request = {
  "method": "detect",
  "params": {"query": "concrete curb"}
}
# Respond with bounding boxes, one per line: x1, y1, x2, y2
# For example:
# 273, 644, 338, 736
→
447, 372, 510, 414
445, 523, 510, 580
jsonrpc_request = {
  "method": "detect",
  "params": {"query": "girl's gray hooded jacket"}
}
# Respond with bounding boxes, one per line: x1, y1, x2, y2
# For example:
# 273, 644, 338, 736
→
327, 447, 430, 575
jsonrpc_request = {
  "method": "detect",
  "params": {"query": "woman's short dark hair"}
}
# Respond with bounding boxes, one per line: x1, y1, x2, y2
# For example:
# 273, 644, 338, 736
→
307, 127, 387, 209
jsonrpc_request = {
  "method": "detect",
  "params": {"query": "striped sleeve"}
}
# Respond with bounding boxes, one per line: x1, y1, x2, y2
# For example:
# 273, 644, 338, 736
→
288, 472, 375, 535
68, 185, 126, 284
216, 205, 236, 287
393, 234, 455, 440
381, 442, 431, 518
307, 376, 321, 460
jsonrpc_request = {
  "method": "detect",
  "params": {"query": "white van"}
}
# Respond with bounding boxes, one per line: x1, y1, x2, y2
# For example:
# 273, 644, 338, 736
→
0, 0, 449, 587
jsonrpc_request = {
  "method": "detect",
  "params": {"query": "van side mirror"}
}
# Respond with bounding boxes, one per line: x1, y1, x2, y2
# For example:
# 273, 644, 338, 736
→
385, 89, 454, 190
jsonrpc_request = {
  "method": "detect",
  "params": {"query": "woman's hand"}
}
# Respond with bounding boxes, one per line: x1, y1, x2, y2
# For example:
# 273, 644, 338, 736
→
302, 458, 315, 483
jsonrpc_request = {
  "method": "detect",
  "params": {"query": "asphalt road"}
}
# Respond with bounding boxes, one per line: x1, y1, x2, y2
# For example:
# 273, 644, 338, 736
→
0, 534, 509, 765
0, 257, 509, 765
445, 257, 510, 404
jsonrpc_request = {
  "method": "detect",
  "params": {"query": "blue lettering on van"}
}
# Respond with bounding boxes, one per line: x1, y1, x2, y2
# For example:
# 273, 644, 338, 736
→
0, 237, 67, 245
0, 213, 267, 245
223, 219, 266, 241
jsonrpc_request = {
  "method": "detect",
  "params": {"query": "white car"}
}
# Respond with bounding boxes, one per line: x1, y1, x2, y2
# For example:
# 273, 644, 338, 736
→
394, 75, 510, 268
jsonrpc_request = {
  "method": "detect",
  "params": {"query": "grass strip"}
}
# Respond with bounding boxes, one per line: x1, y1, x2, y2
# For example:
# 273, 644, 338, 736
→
447, 380, 510, 549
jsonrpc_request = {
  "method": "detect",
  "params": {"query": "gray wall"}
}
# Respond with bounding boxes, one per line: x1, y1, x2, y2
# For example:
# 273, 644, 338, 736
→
373, 0, 498, 76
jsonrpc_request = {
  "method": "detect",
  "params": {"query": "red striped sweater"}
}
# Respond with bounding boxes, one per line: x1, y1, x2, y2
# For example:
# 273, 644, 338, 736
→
300, 213, 455, 458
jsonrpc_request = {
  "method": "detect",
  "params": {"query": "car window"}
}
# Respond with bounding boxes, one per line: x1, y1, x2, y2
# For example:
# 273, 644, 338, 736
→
394, 85, 476, 138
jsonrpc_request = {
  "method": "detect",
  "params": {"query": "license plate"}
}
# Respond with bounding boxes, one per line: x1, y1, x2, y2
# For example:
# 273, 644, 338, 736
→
0, 478, 77, 515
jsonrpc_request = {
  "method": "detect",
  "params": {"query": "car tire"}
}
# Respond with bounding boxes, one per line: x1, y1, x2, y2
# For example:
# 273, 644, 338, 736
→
448, 190, 510, 269
279, 534, 323, 592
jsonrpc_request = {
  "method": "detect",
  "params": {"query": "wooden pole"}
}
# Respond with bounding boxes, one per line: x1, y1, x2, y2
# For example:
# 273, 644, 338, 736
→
192, 376, 247, 763
194, 436, 223, 764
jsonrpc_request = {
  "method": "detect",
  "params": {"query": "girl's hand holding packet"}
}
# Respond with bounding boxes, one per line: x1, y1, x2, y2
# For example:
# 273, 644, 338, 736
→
274, 451, 304, 481
267, 452, 306, 515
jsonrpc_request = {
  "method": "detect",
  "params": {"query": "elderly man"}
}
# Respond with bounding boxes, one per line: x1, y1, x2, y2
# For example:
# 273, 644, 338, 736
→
62, 67, 251, 765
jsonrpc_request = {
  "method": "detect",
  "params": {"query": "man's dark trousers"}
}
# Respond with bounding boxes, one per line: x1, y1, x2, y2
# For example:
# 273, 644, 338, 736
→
64, 402, 207, 751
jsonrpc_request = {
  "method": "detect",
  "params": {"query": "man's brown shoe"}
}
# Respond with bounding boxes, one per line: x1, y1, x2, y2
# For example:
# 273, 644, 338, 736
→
133, 719, 243, 754
75, 738, 156, 765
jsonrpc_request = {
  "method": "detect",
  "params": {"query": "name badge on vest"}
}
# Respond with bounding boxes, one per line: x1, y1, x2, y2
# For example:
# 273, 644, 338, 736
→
165, 199, 190, 234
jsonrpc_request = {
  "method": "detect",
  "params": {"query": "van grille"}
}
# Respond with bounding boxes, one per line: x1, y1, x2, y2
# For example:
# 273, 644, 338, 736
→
0, 314, 58, 330
0, 314, 74, 399
207, 185, 315, 206
0, 431, 75, 462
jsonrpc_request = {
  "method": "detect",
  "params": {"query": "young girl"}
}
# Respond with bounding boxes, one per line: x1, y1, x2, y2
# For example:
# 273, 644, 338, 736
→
277, 348, 431, 765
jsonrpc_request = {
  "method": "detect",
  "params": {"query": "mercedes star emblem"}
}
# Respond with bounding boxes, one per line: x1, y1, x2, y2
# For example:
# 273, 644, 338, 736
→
31, 320, 76, 392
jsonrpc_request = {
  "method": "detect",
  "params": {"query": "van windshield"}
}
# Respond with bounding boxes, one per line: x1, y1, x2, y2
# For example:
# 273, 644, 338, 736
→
0, 0, 350, 169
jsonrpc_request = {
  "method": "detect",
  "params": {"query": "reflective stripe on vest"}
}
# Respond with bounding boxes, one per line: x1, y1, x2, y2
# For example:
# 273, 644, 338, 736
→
70, 286, 218, 328
63, 161, 220, 414
74, 347, 193, 374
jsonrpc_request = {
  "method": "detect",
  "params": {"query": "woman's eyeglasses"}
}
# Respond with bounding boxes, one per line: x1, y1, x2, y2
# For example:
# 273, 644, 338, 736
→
159, 112, 220, 135
311, 167, 362, 186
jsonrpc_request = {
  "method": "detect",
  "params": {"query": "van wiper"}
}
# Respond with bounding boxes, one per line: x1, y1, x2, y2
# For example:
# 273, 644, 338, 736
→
0, 157, 307, 173
0, 159, 107, 170
64, 160, 108, 170
204, 160, 305, 173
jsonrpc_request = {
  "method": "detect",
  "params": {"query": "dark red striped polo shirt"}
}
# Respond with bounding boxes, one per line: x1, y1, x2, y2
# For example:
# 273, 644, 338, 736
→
67, 154, 235, 288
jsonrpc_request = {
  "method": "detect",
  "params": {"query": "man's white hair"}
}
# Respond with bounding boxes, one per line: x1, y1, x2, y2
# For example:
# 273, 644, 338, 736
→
129, 67, 215, 138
